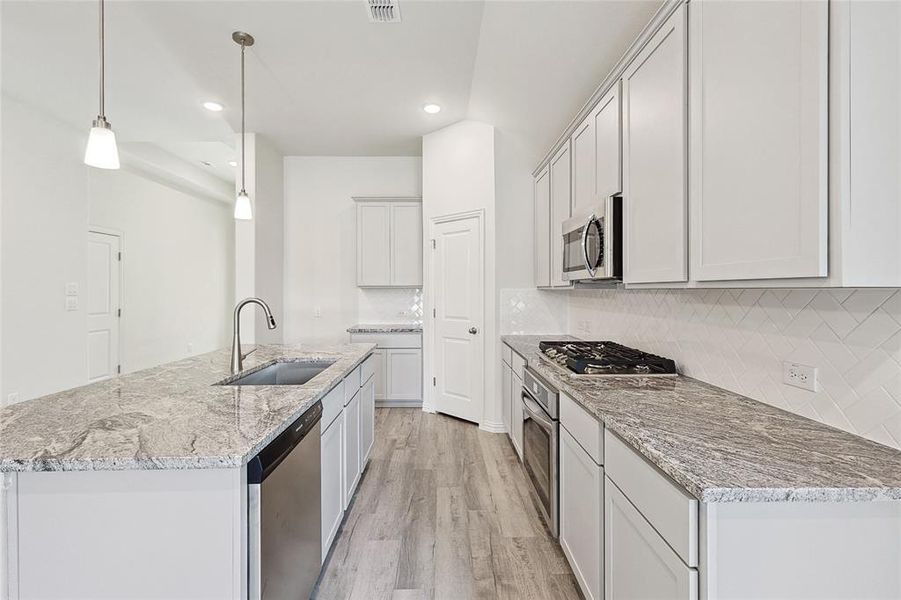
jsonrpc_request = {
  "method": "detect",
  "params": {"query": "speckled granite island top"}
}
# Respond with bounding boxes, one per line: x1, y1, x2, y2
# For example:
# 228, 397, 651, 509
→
502, 335, 901, 503
0, 343, 375, 473
347, 323, 423, 333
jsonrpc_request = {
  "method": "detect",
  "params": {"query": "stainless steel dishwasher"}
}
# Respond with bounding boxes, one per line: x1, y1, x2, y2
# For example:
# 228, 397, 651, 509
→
248, 401, 322, 600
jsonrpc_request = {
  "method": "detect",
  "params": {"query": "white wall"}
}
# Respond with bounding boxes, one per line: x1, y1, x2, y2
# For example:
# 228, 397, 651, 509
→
1, 96, 234, 403
567, 288, 901, 450
283, 156, 422, 345
422, 121, 500, 428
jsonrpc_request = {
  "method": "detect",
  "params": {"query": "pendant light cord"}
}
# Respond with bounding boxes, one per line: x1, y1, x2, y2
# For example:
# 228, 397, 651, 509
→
99, 0, 105, 119
240, 41, 246, 193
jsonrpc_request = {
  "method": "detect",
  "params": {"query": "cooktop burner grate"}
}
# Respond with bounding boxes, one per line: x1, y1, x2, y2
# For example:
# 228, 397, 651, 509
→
538, 341, 676, 375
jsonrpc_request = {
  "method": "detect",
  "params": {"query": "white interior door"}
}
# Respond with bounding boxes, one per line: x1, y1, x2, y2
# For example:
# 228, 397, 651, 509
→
87, 231, 121, 381
432, 214, 484, 424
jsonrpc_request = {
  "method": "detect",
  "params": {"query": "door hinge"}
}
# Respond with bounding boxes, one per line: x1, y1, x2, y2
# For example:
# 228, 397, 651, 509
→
431, 239, 436, 249
117, 308, 122, 318
432, 307, 436, 318
432, 377, 436, 386
117, 365, 121, 375
117, 251, 122, 261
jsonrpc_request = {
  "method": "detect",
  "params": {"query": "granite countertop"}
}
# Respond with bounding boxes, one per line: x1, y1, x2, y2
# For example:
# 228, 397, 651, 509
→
0, 343, 375, 473
347, 323, 423, 334
502, 335, 901, 503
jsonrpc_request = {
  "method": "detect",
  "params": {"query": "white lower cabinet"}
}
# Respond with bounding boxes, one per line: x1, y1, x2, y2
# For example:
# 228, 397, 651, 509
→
320, 411, 344, 561
342, 389, 362, 510
510, 371, 523, 459
360, 374, 375, 466
559, 426, 603, 600
501, 360, 512, 436
605, 477, 698, 600
385, 349, 422, 400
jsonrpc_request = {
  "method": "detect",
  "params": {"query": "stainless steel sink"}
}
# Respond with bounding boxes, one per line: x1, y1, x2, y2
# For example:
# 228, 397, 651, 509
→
220, 360, 335, 386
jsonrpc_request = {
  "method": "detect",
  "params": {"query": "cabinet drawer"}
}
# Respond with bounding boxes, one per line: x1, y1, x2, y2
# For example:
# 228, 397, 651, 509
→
510, 351, 526, 380
361, 353, 376, 383
321, 381, 345, 430
344, 366, 361, 405
349, 332, 422, 349
605, 477, 698, 600
605, 432, 698, 567
502, 344, 513, 366
560, 392, 603, 465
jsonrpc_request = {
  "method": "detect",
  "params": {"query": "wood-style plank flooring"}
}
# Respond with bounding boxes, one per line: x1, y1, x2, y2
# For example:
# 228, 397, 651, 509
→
314, 408, 582, 600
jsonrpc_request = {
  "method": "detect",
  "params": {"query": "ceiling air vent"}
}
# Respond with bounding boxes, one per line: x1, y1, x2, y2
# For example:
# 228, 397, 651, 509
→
367, 0, 401, 23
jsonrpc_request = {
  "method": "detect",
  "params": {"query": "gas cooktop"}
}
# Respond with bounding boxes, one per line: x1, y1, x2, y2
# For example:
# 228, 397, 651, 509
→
538, 341, 677, 376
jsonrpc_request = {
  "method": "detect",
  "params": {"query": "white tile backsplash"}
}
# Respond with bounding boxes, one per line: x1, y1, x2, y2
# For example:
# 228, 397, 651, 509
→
500, 288, 569, 334
567, 288, 901, 450
357, 288, 423, 324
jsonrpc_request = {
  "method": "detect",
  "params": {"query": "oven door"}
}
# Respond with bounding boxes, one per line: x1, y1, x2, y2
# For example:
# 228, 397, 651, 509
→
521, 390, 558, 537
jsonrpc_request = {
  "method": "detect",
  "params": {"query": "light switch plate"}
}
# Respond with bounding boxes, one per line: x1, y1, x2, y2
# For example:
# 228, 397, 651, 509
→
783, 361, 818, 392
65, 282, 79, 296
65, 296, 79, 311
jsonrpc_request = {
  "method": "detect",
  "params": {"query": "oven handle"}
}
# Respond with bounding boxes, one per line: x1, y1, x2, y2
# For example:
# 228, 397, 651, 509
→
521, 391, 555, 432
581, 213, 598, 277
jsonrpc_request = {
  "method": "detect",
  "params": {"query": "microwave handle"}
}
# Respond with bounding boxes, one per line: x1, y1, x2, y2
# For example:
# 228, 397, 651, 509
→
581, 213, 598, 277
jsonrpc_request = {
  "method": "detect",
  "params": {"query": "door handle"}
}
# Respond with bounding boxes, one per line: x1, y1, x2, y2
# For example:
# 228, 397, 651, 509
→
469, 327, 478, 335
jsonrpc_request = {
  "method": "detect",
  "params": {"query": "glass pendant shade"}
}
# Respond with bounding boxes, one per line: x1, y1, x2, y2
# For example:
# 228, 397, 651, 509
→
84, 120, 120, 170
234, 190, 253, 220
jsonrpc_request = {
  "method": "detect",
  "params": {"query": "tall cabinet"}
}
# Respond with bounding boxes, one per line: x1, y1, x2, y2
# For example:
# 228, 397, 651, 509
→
622, 4, 688, 284
689, 0, 828, 281
534, 166, 551, 288
549, 143, 572, 288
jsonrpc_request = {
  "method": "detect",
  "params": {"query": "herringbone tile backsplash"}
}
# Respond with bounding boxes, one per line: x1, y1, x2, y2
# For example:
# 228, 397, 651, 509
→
567, 288, 901, 450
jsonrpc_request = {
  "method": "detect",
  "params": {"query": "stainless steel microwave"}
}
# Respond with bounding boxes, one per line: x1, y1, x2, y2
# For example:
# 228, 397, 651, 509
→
561, 196, 622, 282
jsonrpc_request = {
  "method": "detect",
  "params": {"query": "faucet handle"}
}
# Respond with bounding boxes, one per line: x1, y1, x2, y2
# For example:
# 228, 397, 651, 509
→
241, 346, 258, 361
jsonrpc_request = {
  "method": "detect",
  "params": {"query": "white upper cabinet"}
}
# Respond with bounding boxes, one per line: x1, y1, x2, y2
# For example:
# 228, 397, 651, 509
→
550, 143, 573, 287
623, 4, 688, 284
594, 83, 623, 202
571, 83, 623, 216
356, 198, 422, 288
689, 0, 828, 282
534, 166, 551, 288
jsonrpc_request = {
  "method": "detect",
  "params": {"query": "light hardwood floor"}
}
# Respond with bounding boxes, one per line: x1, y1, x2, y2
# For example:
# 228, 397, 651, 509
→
314, 408, 582, 600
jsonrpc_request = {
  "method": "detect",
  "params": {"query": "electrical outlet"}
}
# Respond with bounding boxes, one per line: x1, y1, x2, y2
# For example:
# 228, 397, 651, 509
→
578, 320, 592, 335
65, 296, 79, 311
783, 361, 818, 392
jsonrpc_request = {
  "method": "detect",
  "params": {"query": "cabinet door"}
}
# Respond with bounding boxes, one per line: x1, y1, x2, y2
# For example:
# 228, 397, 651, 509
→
571, 114, 595, 214
360, 376, 375, 466
385, 349, 422, 401
594, 83, 622, 200
560, 427, 603, 600
534, 166, 551, 288
689, 0, 827, 281
623, 5, 688, 284
605, 478, 698, 600
511, 373, 524, 459
501, 361, 512, 435
357, 203, 391, 286
342, 393, 361, 509
321, 414, 344, 560
372, 349, 386, 401
549, 143, 572, 288
390, 203, 423, 286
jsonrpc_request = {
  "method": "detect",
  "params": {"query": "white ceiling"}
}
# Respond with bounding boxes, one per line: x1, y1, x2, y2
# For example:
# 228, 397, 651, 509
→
2, 0, 660, 163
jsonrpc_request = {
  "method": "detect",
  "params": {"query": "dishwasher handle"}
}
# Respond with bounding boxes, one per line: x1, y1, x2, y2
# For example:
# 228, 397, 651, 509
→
248, 401, 322, 484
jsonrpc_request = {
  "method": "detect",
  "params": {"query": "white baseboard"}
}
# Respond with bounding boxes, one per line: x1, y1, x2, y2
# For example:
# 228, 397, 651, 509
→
421, 403, 437, 414
479, 420, 506, 434
375, 400, 423, 409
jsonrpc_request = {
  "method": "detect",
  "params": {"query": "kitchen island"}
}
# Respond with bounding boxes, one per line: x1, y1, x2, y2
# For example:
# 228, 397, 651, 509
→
0, 343, 375, 599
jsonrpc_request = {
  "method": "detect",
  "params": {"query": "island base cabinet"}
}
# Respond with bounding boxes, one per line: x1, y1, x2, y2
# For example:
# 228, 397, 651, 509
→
605, 477, 698, 600
321, 411, 344, 561
360, 375, 375, 466
343, 391, 361, 509
560, 427, 603, 600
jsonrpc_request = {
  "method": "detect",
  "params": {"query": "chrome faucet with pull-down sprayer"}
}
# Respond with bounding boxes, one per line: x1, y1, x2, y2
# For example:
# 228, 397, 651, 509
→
231, 297, 277, 374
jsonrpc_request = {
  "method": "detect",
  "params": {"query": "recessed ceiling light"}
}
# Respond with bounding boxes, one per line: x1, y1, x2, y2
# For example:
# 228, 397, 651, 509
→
228, 160, 238, 167
423, 103, 441, 114
203, 101, 224, 112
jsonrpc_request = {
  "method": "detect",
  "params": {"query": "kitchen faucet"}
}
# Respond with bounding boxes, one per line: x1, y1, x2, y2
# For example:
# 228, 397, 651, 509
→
231, 297, 277, 374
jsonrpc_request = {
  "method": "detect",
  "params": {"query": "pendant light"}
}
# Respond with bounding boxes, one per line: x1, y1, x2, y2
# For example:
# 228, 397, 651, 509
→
84, 0, 120, 170
233, 31, 255, 221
